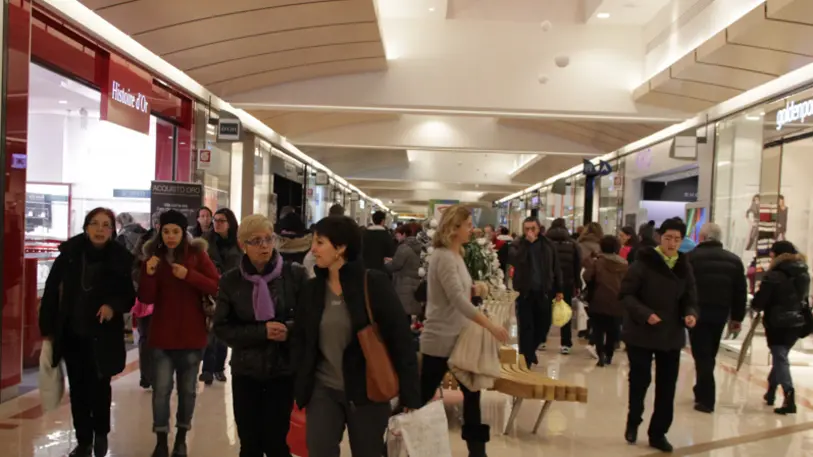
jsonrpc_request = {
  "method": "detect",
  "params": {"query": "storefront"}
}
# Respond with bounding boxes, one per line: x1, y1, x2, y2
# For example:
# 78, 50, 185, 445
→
714, 83, 813, 363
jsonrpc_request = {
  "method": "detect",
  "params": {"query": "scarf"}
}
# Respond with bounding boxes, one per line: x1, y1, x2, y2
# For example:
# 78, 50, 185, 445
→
240, 254, 284, 321
655, 246, 678, 269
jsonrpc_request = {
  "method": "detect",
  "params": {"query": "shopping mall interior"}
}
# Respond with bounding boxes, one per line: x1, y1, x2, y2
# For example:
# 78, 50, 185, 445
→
3, 0, 813, 455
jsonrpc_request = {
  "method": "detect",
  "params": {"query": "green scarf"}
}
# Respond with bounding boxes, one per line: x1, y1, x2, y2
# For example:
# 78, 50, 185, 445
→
656, 246, 678, 269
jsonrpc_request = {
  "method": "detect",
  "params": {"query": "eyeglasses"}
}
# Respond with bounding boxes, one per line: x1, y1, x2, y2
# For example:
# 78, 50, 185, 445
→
245, 236, 274, 247
213, 218, 228, 224
89, 221, 113, 230
662, 235, 682, 243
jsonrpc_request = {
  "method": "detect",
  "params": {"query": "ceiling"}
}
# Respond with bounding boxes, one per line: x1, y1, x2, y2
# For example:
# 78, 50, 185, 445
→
634, 0, 813, 113
78, 0, 388, 98
64, 0, 813, 214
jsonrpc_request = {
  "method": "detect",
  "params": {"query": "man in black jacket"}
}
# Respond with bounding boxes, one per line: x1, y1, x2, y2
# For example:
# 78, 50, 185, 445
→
546, 218, 581, 354
510, 217, 563, 367
620, 218, 698, 453
362, 211, 395, 272
687, 223, 746, 413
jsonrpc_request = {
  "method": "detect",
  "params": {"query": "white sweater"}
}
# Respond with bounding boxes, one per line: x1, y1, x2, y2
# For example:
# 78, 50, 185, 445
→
420, 247, 479, 358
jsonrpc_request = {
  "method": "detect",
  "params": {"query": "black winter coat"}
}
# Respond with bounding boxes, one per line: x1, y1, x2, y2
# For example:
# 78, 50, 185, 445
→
362, 227, 396, 272
39, 235, 136, 377
509, 236, 563, 295
620, 247, 698, 351
546, 227, 582, 289
205, 232, 243, 274
687, 241, 747, 324
751, 253, 810, 347
292, 260, 420, 409
213, 254, 309, 380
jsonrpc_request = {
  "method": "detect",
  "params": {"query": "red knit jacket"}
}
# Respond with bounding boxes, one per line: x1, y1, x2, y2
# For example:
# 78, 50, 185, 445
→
138, 238, 219, 350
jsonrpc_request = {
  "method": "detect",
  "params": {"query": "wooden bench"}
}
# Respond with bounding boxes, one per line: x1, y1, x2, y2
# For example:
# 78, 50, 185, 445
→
493, 347, 588, 434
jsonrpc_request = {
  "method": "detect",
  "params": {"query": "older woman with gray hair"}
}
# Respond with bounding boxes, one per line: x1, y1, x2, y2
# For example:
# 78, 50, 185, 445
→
213, 214, 309, 457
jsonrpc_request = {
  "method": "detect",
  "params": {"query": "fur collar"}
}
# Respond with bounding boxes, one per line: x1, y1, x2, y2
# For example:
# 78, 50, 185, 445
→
142, 235, 208, 258
636, 246, 690, 278
367, 225, 387, 231
770, 252, 807, 270
276, 233, 313, 254
578, 233, 601, 244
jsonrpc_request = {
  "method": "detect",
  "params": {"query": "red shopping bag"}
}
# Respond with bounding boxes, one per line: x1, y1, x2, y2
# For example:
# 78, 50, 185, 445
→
288, 406, 307, 457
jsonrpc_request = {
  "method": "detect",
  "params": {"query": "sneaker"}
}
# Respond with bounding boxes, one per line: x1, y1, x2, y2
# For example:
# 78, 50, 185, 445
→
214, 371, 227, 383
140, 379, 152, 390
560, 346, 571, 355
199, 372, 213, 386
586, 345, 599, 360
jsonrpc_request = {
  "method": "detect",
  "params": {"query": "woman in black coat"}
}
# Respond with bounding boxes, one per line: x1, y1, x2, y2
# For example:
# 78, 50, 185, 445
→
751, 241, 810, 415
213, 214, 309, 457
39, 208, 136, 457
619, 218, 697, 453
292, 215, 420, 457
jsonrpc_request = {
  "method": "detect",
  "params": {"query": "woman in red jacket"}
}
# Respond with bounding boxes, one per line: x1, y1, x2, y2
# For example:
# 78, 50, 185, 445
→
139, 210, 219, 457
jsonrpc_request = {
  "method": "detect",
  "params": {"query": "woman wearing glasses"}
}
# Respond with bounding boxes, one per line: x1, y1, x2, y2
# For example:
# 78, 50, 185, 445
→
200, 208, 241, 385
39, 208, 136, 457
213, 215, 309, 457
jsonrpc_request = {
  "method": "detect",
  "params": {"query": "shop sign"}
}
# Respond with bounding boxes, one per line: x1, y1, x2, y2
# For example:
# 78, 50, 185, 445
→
217, 118, 241, 141
315, 171, 328, 186
150, 181, 203, 228
776, 99, 813, 130
100, 57, 152, 135
113, 189, 150, 199
350, 192, 360, 202
197, 149, 212, 170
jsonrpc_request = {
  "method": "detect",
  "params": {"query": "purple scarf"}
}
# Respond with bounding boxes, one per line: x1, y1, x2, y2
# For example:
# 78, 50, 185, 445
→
240, 255, 284, 321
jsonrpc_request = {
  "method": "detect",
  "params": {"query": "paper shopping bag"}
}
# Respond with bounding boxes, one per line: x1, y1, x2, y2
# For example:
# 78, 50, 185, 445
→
388, 400, 452, 457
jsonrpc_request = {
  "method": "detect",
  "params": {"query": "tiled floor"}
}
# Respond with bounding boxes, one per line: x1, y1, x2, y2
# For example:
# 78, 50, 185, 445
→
1, 343, 813, 456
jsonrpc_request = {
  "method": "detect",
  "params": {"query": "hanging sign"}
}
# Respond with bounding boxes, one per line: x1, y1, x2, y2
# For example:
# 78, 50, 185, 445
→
217, 118, 241, 141
99, 55, 152, 135
315, 171, 329, 186
197, 149, 212, 170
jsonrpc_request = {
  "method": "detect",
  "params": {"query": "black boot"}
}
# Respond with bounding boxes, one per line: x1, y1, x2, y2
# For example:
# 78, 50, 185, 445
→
764, 385, 777, 406
461, 424, 489, 457
775, 388, 797, 415
624, 424, 638, 444
649, 435, 674, 453
172, 429, 188, 457
93, 434, 108, 457
68, 444, 92, 457
152, 432, 169, 457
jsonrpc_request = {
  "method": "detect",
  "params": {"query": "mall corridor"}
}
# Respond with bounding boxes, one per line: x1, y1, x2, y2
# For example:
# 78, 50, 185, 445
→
1, 343, 813, 457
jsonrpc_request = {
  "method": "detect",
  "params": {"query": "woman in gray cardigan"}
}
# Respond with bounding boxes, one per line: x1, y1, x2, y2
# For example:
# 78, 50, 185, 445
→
386, 224, 423, 317
419, 205, 508, 457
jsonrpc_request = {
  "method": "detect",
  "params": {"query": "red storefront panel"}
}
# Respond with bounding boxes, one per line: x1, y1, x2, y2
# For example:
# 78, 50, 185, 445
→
1, 0, 32, 391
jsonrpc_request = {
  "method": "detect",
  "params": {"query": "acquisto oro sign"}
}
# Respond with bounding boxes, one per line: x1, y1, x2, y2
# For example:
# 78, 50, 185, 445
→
775, 99, 813, 131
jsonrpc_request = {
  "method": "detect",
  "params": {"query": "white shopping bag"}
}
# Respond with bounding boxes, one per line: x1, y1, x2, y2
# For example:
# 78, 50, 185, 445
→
573, 297, 588, 332
387, 401, 452, 457
38, 340, 65, 411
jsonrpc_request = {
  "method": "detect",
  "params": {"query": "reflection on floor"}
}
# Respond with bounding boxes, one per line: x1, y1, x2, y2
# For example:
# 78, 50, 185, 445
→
1, 342, 813, 456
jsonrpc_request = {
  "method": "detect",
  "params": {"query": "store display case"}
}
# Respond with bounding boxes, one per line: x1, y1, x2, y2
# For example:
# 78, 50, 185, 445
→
22, 239, 60, 368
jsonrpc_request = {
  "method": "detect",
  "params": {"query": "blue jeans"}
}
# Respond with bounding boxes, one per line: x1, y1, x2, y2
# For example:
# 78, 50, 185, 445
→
202, 333, 228, 374
152, 349, 203, 432
769, 345, 794, 392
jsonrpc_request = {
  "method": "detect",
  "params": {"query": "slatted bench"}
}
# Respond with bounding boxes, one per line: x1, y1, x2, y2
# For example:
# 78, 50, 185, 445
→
493, 347, 588, 434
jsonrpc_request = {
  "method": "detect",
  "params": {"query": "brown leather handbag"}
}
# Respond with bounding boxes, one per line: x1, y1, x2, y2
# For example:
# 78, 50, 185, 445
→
357, 270, 399, 402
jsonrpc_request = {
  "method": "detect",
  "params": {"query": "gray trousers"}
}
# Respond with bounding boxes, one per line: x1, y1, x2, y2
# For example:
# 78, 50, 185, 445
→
306, 383, 391, 457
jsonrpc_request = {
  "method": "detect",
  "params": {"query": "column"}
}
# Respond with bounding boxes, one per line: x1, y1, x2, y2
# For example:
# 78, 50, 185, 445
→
0, 0, 30, 400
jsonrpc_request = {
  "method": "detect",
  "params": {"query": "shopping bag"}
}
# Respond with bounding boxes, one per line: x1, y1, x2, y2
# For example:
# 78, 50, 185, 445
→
551, 298, 572, 328
38, 340, 64, 411
288, 406, 308, 457
448, 321, 501, 391
574, 298, 588, 332
388, 401, 452, 457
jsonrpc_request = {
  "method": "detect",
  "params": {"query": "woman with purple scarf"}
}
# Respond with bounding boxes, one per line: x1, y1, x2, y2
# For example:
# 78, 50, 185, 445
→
212, 214, 308, 457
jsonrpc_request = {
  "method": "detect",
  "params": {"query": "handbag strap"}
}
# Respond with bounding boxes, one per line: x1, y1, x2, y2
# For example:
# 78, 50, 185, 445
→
364, 270, 376, 325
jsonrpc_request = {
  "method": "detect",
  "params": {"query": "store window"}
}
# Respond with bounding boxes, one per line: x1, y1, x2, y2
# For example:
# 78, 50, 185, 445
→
597, 161, 624, 236
26, 63, 159, 240
253, 140, 273, 218
198, 123, 233, 211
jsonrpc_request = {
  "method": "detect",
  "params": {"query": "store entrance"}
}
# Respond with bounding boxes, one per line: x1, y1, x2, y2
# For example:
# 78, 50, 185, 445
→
273, 174, 304, 222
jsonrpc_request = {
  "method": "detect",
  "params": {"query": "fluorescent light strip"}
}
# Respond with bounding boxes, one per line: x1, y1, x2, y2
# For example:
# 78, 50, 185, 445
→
38, 0, 389, 212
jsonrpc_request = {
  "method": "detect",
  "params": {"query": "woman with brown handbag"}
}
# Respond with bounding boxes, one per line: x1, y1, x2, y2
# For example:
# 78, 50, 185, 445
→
292, 215, 420, 457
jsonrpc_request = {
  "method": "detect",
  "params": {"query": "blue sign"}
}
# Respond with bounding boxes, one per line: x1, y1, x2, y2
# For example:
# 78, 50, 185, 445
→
114, 189, 151, 199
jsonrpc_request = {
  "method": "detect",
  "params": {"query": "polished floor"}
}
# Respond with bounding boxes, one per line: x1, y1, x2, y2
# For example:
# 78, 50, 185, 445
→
1, 342, 813, 457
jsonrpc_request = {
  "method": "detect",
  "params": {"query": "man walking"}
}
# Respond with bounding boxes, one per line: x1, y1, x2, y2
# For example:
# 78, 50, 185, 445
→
510, 217, 563, 367
687, 223, 746, 413
362, 210, 395, 272
546, 218, 581, 354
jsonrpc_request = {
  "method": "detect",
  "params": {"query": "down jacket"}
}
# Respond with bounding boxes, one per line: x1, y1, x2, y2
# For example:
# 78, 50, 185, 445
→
751, 253, 810, 347
386, 236, 423, 315
583, 253, 628, 317
687, 240, 747, 325
213, 253, 309, 379
619, 247, 698, 351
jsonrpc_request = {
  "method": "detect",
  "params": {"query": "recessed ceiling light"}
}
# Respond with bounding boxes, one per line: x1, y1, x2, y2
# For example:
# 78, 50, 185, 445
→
429, 7, 435, 12
58, 100, 68, 104
597, 12, 610, 19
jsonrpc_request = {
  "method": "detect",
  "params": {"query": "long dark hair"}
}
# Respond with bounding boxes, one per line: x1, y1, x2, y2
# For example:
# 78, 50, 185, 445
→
191, 206, 213, 237
214, 208, 239, 245
621, 226, 638, 247
154, 224, 190, 262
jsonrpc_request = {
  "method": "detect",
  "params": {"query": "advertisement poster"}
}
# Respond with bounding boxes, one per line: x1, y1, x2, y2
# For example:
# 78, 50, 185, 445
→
150, 181, 203, 228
